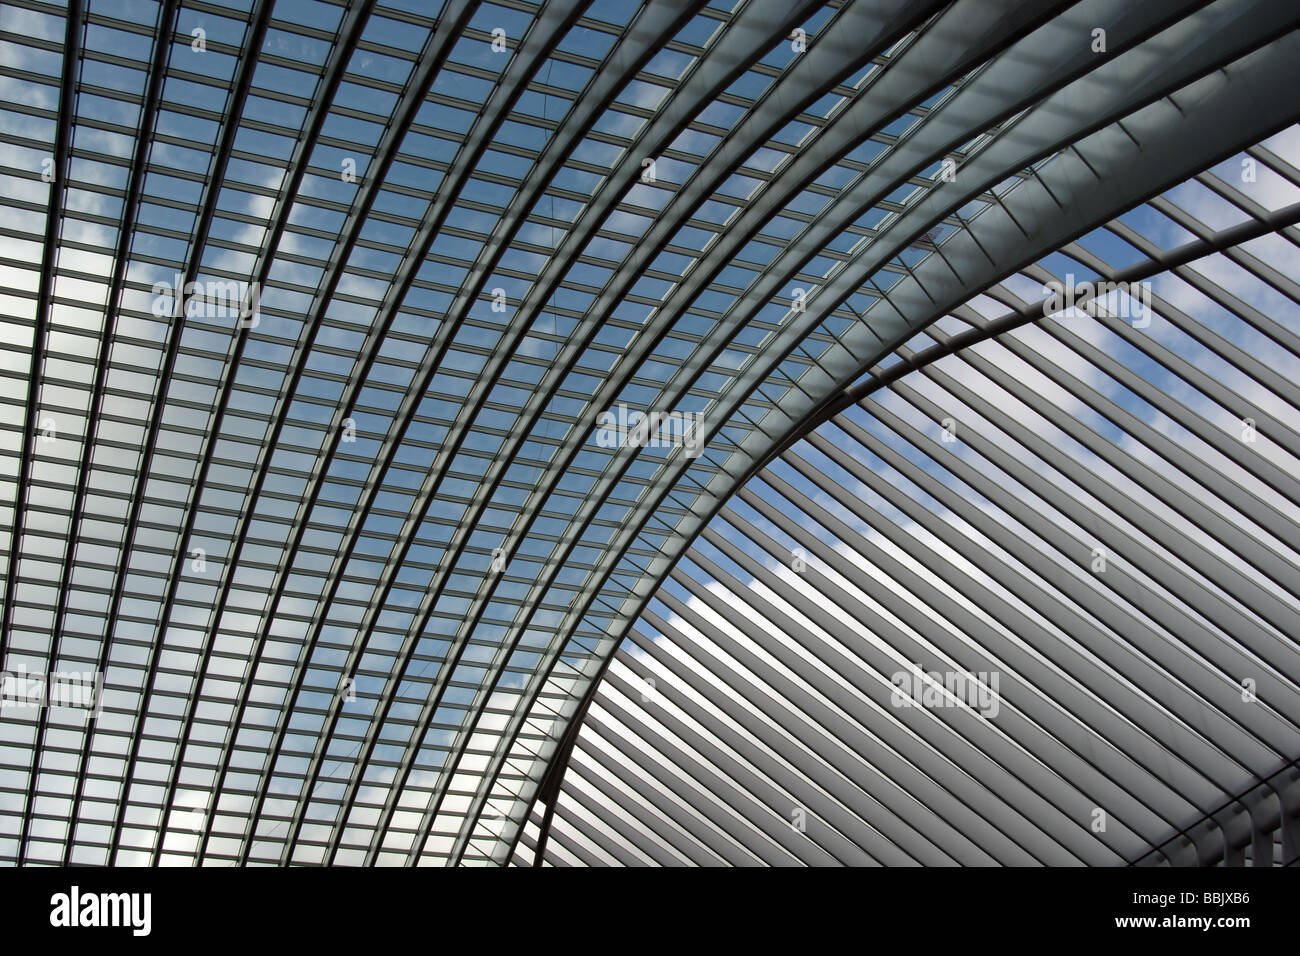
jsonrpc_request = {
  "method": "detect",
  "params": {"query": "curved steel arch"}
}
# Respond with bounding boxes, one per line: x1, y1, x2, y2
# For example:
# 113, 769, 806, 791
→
522, 124, 1300, 866
193, 0, 826, 868
383, 0, 958, 867
289, 0, 825, 866
214, 0, 582, 868
98, 0, 424, 865
337, 0, 930, 869
485, 5, 1300, 864
437, 0, 1167, 862
6, 0, 85, 864
122, 0, 380, 868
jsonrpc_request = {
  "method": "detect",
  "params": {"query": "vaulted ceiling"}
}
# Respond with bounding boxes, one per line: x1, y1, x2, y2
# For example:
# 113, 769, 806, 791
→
1, 0, 1297, 866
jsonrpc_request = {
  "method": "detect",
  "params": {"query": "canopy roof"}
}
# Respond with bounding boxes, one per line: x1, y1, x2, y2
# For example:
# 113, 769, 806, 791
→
1, 0, 1297, 866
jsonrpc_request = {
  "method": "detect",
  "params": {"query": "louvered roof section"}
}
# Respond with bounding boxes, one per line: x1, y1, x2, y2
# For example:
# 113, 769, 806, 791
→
514, 125, 1300, 866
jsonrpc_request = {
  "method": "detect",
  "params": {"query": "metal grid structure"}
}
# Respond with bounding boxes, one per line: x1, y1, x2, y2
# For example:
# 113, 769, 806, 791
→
0, 0, 1297, 866
514, 131, 1300, 866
